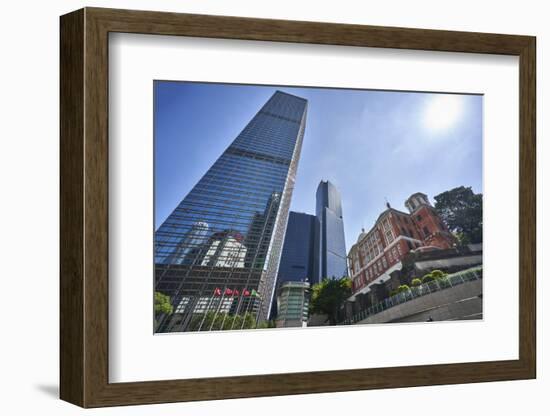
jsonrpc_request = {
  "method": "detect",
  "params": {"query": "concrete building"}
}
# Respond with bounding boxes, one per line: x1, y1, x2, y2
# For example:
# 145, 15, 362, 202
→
275, 281, 310, 328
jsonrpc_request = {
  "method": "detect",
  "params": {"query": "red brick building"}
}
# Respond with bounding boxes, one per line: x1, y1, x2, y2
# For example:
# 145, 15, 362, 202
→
348, 192, 456, 295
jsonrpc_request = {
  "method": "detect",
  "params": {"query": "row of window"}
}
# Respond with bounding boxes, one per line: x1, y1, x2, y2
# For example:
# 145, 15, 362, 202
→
394, 213, 411, 225
352, 241, 405, 291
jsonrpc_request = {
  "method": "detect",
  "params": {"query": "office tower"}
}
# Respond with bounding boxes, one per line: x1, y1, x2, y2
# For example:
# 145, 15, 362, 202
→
155, 90, 308, 332
275, 281, 310, 328
316, 180, 348, 279
270, 211, 319, 318
277, 212, 320, 284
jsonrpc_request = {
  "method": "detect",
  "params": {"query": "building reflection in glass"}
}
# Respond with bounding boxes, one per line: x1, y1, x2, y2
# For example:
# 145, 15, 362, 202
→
155, 90, 308, 332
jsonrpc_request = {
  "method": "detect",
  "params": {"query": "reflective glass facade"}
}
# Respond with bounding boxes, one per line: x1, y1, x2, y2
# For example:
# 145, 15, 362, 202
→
277, 212, 319, 284
155, 90, 308, 332
316, 180, 348, 279
271, 211, 319, 318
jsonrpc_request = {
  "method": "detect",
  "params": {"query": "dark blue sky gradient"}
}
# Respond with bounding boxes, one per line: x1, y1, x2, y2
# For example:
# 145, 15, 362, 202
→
154, 81, 482, 250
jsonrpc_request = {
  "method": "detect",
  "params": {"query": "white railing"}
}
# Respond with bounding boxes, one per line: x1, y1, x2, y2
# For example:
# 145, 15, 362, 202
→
343, 266, 482, 324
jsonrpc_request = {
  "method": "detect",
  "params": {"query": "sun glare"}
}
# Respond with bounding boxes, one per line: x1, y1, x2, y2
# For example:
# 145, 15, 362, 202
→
424, 94, 464, 133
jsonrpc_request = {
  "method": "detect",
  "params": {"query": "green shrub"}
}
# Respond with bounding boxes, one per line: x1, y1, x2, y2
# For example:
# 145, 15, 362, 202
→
396, 284, 410, 293
411, 278, 422, 286
430, 270, 447, 279
421, 269, 448, 283
422, 274, 436, 283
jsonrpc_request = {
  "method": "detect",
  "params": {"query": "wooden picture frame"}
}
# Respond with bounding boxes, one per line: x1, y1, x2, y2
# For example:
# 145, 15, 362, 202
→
60, 7, 536, 408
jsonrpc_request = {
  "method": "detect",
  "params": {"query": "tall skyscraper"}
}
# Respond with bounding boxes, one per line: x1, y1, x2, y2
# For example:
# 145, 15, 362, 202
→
271, 211, 319, 318
316, 180, 348, 279
277, 212, 320, 285
155, 90, 308, 332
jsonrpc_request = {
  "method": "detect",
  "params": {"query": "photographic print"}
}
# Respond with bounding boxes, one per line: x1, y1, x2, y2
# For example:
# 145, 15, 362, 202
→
153, 82, 483, 333
59, 10, 536, 406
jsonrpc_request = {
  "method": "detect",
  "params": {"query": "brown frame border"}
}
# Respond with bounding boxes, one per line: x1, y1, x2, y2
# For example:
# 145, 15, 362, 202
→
60, 7, 536, 408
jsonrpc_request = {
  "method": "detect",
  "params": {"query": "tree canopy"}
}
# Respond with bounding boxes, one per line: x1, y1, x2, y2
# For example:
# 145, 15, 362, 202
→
434, 186, 483, 244
154, 291, 173, 316
309, 277, 352, 325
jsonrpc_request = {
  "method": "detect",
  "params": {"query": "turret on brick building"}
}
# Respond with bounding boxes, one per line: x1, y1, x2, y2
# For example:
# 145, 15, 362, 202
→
404, 192, 456, 251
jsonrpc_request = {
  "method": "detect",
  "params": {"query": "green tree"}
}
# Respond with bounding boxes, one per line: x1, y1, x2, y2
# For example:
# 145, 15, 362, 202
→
434, 186, 483, 244
154, 291, 173, 316
453, 231, 470, 246
309, 277, 352, 325
257, 319, 276, 329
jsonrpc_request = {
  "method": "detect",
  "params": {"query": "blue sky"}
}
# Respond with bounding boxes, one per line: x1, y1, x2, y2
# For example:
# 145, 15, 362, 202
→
155, 81, 482, 251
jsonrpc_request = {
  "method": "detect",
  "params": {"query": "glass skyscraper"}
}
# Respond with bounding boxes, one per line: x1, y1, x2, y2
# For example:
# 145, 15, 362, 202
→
155, 90, 308, 332
316, 180, 348, 279
277, 211, 320, 285
271, 211, 319, 319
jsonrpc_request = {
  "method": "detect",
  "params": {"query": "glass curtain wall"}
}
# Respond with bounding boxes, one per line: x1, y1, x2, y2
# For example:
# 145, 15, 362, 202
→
155, 90, 308, 332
